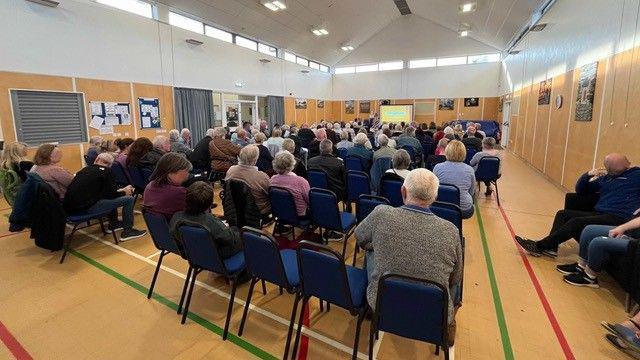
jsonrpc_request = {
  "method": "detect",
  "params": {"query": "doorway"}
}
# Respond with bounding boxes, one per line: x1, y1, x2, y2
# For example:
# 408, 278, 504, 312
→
222, 97, 257, 130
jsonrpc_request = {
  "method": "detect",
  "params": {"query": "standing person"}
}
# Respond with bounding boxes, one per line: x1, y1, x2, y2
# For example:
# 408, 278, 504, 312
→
169, 129, 192, 157
433, 140, 476, 219
30, 144, 74, 200
143, 153, 192, 221
209, 127, 241, 174
189, 129, 215, 171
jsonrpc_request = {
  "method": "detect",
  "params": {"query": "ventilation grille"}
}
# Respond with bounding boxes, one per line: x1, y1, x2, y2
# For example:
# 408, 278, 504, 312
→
393, 0, 411, 15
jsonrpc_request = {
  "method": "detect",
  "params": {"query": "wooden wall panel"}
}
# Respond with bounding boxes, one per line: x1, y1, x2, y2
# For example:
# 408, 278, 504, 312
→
295, 105, 307, 126
508, 90, 520, 150
483, 97, 500, 121
330, 101, 342, 122
459, 98, 483, 120
393, 99, 414, 105
532, 86, 551, 171
133, 83, 173, 140
284, 97, 295, 125
522, 83, 538, 161
545, 71, 573, 185
515, 86, 530, 156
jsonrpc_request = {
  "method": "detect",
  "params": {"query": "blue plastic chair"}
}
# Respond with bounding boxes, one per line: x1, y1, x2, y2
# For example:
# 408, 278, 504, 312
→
401, 145, 418, 166
238, 227, 301, 359
269, 186, 311, 241
111, 161, 131, 188
437, 183, 461, 207
379, 175, 404, 207
369, 273, 451, 360
370, 157, 392, 193
464, 148, 477, 165
345, 156, 364, 172
291, 241, 368, 360
475, 156, 501, 205
178, 225, 246, 339
430, 201, 464, 304
352, 194, 390, 266
338, 147, 349, 160
346, 171, 371, 206
128, 165, 148, 193
307, 169, 329, 190
60, 210, 118, 263
308, 188, 357, 259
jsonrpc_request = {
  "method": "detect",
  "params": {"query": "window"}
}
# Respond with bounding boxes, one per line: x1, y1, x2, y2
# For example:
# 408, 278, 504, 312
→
335, 66, 355, 74
258, 43, 277, 57
205, 26, 232, 43
409, 58, 437, 69
468, 53, 501, 64
378, 61, 403, 71
284, 52, 297, 63
97, 0, 153, 18
11, 90, 87, 146
308, 61, 320, 70
437, 56, 468, 66
319, 65, 329, 73
356, 64, 378, 73
169, 12, 203, 34
235, 36, 258, 51
296, 57, 309, 66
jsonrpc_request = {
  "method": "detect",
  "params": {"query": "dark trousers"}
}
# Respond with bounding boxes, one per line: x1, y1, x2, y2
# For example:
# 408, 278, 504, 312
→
536, 209, 625, 250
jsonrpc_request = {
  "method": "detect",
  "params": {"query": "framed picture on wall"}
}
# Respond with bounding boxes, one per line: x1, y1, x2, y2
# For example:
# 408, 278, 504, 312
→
575, 62, 598, 121
360, 100, 371, 113
538, 79, 552, 105
438, 98, 455, 110
295, 98, 307, 109
464, 97, 479, 107
379, 99, 391, 106
317, 100, 324, 108
345, 100, 355, 114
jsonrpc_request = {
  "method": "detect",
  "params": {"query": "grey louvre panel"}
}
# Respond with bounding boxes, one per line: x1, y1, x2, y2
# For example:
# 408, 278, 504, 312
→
11, 90, 88, 147
393, 0, 411, 15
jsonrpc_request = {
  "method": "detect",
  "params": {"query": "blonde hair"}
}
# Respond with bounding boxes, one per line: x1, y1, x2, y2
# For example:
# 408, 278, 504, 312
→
1, 142, 28, 169
445, 140, 467, 162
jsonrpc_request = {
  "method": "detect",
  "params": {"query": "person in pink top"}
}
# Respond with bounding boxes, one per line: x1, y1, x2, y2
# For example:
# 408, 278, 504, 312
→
30, 144, 74, 200
270, 150, 310, 217
142, 153, 192, 221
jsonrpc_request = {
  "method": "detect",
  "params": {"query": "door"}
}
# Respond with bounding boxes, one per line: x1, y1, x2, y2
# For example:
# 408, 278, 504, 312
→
501, 101, 511, 148
240, 102, 257, 127
224, 101, 240, 129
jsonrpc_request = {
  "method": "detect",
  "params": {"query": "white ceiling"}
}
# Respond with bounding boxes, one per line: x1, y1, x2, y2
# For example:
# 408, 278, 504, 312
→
160, 0, 546, 65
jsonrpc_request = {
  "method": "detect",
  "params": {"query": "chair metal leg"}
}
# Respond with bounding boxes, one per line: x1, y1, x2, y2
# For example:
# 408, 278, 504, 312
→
341, 233, 348, 259
223, 278, 239, 340
99, 217, 107, 235
60, 224, 79, 264
279, 286, 283, 295
352, 243, 359, 267
435, 345, 440, 355
368, 318, 376, 360
290, 296, 309, 360
238, 278, 257, 337
177, 266, 193, 315
283, 292, 301, 360
352, 310, 366, 360
320, 299, 324, 312
181, 269, 200, 324
261, 279, 267, 295
147, 250, 166, 299
444, 345, 450, 360
494, 181, 501, 206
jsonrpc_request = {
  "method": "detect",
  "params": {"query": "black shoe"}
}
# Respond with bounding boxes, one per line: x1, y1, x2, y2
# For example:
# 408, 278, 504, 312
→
564, 272, 599, 288
542, 249, 558, 258
106, 221, 124, 234
515, 235, 542, 257
323, 230, 343, 241
120, 228, 147, 241
485, 187, 493, 196
556, 263, 584, 275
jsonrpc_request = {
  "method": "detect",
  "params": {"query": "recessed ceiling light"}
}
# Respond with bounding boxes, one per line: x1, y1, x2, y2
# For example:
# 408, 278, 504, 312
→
311, 27, 328, 36
262, 0, 285, 11
459, 2, 477, 13
459, 30, 469, 37
341, 45, 354, 51
272, 0, 286, 9
319, 29, 328, 35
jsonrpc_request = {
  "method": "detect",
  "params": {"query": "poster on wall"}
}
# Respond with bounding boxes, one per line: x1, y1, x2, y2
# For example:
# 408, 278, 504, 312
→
317, 100, 325, 108
359, 100, 371, 113
438, 98, 455, 110
379, 99, 391, 106
89, 101, 131, 129
295, 98, 307, 109
538, 79, 552, 105
139, 98, 161, 128
464, 97, 479, 107
345, 100, 355, 114
575, 62, 598, 121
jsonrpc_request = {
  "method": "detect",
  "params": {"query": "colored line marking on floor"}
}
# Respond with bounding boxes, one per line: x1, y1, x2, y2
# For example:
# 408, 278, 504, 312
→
474, 203, 515, 360
496, 204, 576, 360
68, 249, 278, 360
0, 320, 33, 360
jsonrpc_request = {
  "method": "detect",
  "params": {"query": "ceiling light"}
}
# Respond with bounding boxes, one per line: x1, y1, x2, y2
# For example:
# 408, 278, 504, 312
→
459, 30, 469, 37
272, 0, 286, 9
312, 29, 322, 36
341, 45, 354, 51
319, 29, 328, 35
312, 27, 328, 36
26, 0, 59, 6
459, 2, 477, 13
262, 0, 285, 11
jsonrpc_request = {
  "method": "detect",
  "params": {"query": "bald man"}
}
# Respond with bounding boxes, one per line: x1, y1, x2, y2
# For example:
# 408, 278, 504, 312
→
517, 153, 640, 257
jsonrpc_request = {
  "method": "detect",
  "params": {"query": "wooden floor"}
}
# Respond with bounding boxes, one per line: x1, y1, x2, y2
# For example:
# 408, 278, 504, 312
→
0, 152, 634, 359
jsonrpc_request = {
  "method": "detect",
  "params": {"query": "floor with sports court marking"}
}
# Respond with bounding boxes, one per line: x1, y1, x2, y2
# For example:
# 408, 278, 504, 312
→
0, 152, 634, 359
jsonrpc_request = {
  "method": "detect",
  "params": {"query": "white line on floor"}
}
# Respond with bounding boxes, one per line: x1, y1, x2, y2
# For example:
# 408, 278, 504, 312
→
145, 250, 162, 259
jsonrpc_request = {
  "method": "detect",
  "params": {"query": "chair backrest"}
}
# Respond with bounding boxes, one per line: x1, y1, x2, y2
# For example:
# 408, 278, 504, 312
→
269, 186, 301, 226
345, 156, 364, 172
307, 169, 329, 189
297, 241, 356, 310
127, 165, 148, 191
346, 170, 370, 203
464, 148, 477, 165
374, 273, 448, 345
357, 194, 389, 223
179, 225, 227, 275
308, 188, 342, 231
337, 147, 348, 160
84, 154, 92, 166
475, 156, 500, 181
111, 161, 131, 187
143, 210, 181, 255
401, 146, 417, 163
380, 173, 404, 207
242, 227, 291, 288
430, 201, 463, 243
437, 183, 461, 207
267, 144, 280, 157
425, 155, 446, 171
370, 157, 393, 192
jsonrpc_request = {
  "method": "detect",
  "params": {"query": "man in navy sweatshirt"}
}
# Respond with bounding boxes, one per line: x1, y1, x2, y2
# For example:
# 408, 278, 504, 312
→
516, 153, 640, 257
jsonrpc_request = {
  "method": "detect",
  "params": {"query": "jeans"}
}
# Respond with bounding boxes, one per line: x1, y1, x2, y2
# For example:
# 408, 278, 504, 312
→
536, 210, 625, 250
85, 196, 135, 229
579, 224, 631, 272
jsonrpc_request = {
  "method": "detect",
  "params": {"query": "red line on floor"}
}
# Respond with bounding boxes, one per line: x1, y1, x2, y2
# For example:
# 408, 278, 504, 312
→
0, 320, 32, 360
497, 204, 576, 360
297, 302, 310, 360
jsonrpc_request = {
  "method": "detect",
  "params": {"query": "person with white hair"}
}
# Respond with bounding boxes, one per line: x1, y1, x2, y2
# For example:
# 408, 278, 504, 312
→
225, 145, 271, 216
63, 152, 146, 241
264, 127, 285, 153
140, 135, 171, 170
188, 128, 215, 171
209, 127, 241, 173
179, 128, 192, 148
346, 132, 374, 170
169, 129, 192, 157
373, 134, 396, 160
474, 123, 486, 138
336, 130, 354, 149
355, 168, 462, 339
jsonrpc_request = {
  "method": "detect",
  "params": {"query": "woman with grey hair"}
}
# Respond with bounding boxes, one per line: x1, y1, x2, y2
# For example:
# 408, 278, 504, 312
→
169, 129, 192, 157
336, 130, 354, 149
346, 132, 374, 169
385, 149, 411, 178
270, 151, 311, 217
225, 145, 271, 215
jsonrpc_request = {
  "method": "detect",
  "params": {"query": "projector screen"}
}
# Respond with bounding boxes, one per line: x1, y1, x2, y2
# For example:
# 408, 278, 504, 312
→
380, 105, 414, 124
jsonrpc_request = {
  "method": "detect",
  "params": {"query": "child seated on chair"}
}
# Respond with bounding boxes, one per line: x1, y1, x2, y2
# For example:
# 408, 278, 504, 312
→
169, 181, 242, 260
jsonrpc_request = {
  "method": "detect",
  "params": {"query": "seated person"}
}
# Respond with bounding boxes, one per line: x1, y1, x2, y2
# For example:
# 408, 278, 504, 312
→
209, 127, 241, 173
355, 169, 462, 340
426, 139, 448, 170
385, 149, 411, 179
396, 126, 423, 160
1, 141, 33, 182
114, 138, 134, 168
346, 133, 374, 170
264, 128, 285, 153
189, 129, 214, 171
270, 151, 310, 217
557, 218, 640, 287
169, 129, 192, 157
336, 130, 354, 149
602, 309, 640, 353
474, 123, 486, 137
143, 153, 192, 221
232, 129, 254, 148
297, 124, 316, 149
462, 125, 483, 152
282, 138, 306, 177
225, 145, 271, 217
307, 128, 335, 158
516, 153, 640, 257
63, 153, 146, 241
434, 138, 449, 156
179, 128, 192, 148
170, 181, 243, 260
140, 135, 171, 171
307, 139, 346, 201
464, 124, 484, 139
126, 137, 153, 168
31, 144, 74, 200
85, 136, 103, 166
433, 140, 476, 219
373, 134, 396, 160
254, 132, 274, 173
469, 137, 502, 196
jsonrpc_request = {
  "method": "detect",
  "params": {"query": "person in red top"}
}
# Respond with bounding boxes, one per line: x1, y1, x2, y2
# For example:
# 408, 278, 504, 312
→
142, 153, 192, 221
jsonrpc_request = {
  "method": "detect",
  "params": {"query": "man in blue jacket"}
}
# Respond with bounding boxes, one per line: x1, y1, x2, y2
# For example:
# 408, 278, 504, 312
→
516, 153, 640, 257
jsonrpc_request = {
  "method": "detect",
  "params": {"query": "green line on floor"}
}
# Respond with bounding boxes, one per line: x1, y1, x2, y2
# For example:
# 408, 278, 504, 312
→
69, 249, 278, 360
474, 203, 515, 360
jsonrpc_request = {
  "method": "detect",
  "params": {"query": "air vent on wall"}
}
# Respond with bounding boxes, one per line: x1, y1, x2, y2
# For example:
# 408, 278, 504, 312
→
301, 69, 310, 74
26, 0, 59, 7
185, 39, 203, 46
508, 50, 521, 55
393, 0, 411, 15
259, 58, 271, 64
530, 23, 547, 32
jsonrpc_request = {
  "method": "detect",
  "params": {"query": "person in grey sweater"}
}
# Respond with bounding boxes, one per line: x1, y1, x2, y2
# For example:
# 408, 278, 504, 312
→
355, 168, 463, 326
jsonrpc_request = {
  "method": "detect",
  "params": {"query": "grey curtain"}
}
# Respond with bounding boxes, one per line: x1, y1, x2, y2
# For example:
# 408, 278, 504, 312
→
267, 96, 284, 128
174, 87, 215, 144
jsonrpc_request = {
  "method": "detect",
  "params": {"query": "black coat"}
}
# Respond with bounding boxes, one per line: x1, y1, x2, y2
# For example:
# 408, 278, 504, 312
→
189, 136, 212, 170
222, 179, 262, 229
